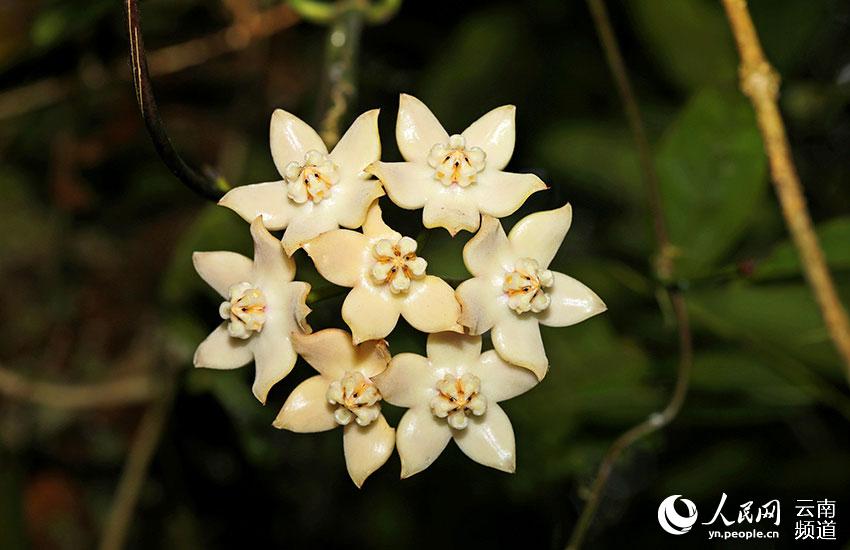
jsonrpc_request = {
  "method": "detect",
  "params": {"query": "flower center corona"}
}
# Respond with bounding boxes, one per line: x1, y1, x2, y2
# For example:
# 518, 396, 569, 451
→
370, 236, 427, 293
430, 374, 487, 430
283, 150, 340, 204
503, 258, 553, 314
219, 282, 267, 339
326, 371, 382, 426
427, 134, 486, 187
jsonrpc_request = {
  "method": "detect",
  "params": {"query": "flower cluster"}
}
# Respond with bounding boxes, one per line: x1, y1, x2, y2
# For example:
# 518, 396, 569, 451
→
193, 95, 606, 486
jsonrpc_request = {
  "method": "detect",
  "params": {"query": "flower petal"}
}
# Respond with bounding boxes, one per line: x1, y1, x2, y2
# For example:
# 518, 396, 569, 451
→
508, 203, 572, 269
491, 314, 548, 380
422, 191, 480, 236
468, 350, 538, 402
250, 328, 298, 405
342, 284, 401, 344
397, 407, 452, 478
292, 328, 390, 381
456, 277, 500, 335
539, 272, 607, 327
329, 109, 381, 180
328, 178, 385, 229
396, 94, 449, 163
362, 201, 402, 241
366, 161, 432, 210
280, 206, 339, 256
343, 414, 395, 488
400, 276, 462, 334
303, 229, 369, 288
426, 332, 482, 367
461, 105, 515, 171
192, 251, 253, 298
473, 171, 546, 218
250, 217, 295, 287
270, 109, 327, 177
250, 282, 311, 403
218, 181, 293, 230
193, 323, 253, 370
374, 353, 436, 407
462, 215, 512, 277
272, 375, 336, 432
453, 402, 515, 473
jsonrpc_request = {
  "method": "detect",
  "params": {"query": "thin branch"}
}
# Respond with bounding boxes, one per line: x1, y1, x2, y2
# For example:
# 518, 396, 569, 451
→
0, 365, 157, 410
566, 1, 694, 548
720, 0, 850, 381
125, 0, 230, 201
0, 4, 298, 121
98, 382, 175, 550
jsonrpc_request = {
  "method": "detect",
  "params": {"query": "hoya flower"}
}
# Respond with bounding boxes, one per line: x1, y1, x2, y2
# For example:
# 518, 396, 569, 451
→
193, 217, 311, 403
303, 201, 462, 343
366, 94, 546, 235
374, 332, 538, 477
455, 204, 606, 380
273, 329, 395, 488
219, 109, 384, 255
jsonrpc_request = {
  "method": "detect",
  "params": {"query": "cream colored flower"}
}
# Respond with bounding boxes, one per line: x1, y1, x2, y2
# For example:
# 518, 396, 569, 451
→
219, 109, 385, 255
303, 201, 462, 343
455, 204, 606, 380
193, 217, 311, 403
374, 332, 538, 477
273, 329, 395, 488
366, 94, 546, 236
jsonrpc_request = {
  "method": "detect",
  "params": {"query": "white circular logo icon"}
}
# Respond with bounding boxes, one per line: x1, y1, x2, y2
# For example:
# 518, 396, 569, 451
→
657, 495, 699, 535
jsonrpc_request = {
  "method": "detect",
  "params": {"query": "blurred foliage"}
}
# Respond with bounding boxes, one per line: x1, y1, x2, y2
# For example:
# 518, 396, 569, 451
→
1, 0, 850, 548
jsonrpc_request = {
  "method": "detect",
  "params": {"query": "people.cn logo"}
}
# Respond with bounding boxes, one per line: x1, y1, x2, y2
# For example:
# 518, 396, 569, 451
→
657, 495, 699, 535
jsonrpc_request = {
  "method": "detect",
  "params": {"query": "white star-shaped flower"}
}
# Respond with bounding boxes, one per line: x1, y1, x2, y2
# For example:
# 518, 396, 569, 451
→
274, 329, 395, 488
366, 94, 546, 236
303, 201, 462, 343
219, 109, 385, 255
193, 217, 311, 403
374, 332, 538, 477
456, 204, 606, 380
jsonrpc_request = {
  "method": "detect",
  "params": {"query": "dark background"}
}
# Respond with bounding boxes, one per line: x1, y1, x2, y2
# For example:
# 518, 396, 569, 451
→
1, 0, 849, 548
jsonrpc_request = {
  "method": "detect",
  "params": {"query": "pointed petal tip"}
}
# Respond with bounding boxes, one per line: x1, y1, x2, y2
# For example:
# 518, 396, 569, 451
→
252, 385, 269, 406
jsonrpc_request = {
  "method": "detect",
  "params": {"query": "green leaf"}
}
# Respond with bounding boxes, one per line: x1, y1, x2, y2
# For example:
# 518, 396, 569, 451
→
657, 89, 767, 279
507, 318, 660, 491
535, 121, 642, 203
161, 205, 252, 305
687, 282, 842, 373
754, 217, 850, 280
626, 0, 737, 90
686, 349, 815, 424
419, 8, 535, 127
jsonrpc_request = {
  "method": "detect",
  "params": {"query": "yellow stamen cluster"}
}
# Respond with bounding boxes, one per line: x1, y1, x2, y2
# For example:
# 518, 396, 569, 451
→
430, 373, 487, 430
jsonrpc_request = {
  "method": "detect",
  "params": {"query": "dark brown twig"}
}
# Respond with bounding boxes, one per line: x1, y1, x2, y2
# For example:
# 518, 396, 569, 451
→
124, 0, 229, 201
566, 1, 694, 548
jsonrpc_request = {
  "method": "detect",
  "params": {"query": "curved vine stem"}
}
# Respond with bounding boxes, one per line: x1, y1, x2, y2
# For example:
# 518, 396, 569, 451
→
565, 1, 694, 548
720, 0, 850, 382
125, 0, 229, 201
